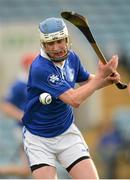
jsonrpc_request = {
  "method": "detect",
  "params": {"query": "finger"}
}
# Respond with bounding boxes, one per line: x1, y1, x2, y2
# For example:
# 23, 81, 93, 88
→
109, 55, 119, 70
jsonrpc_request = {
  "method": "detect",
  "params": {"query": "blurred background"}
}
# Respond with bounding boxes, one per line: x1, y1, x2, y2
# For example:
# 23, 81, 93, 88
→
0, 0, 130, 178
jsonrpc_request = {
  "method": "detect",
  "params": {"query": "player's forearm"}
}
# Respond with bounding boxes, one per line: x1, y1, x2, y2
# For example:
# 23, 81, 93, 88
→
73, 79, 99, 106
0, 102, 23, 121
60, 77, 100, 108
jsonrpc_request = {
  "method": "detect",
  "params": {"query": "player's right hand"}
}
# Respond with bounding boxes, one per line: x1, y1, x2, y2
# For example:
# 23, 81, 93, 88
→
97, 54, 119, 78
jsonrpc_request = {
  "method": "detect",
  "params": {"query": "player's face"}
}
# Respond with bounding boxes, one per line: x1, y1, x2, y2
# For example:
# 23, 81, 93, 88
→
44, 39, 68, 60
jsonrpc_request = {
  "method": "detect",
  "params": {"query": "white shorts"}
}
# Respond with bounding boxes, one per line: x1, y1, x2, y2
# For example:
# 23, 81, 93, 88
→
23, 123, 90, 171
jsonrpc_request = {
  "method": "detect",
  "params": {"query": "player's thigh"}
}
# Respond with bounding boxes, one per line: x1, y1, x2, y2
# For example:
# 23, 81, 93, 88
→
69, 158, 99, 179
57, 124, 90, 169
23, 127, 56, 167
32, 165, 57, 179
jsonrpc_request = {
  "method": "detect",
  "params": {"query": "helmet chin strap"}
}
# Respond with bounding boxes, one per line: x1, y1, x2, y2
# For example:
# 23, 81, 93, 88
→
46, 47, 69, 62
42, 44, 69, 62
47, 51, 68, 62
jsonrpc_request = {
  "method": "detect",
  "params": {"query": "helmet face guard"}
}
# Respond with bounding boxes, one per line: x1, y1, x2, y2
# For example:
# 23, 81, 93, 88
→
39, 17, 70, 62
39, 26, 69, 43
44, 45, 69, 62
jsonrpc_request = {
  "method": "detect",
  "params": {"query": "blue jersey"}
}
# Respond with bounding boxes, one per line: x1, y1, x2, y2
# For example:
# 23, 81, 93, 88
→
5, 80, 27, 111
4, 80, 27, 127
22, 50, 90, 138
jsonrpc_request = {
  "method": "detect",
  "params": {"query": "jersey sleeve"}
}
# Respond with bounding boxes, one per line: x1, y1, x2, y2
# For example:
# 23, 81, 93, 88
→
30, 65, 72, 98
4, 81, 27, 110
75, 54, 90, 82
4, 82, 21, 104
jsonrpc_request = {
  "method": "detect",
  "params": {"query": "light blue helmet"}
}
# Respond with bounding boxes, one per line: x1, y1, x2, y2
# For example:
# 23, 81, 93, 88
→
39, 17, 70, 62
39, 17, 69, 43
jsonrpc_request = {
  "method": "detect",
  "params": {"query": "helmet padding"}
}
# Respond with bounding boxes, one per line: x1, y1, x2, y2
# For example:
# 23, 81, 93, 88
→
39, 18, 69, 43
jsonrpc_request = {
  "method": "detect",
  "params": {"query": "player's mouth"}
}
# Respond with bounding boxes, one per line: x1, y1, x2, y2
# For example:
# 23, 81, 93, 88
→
54, 51, 66, 58
48, 49, 67, 59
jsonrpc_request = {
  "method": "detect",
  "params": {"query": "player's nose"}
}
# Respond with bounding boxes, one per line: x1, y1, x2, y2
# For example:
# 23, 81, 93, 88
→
52, 42, 60, 50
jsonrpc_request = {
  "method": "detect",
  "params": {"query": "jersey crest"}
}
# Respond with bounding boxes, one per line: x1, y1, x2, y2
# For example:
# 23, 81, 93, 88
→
47, 74, 63, 86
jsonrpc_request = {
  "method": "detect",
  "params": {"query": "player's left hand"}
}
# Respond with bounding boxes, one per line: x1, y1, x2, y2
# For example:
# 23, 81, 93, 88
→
106, 71, 121, 84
